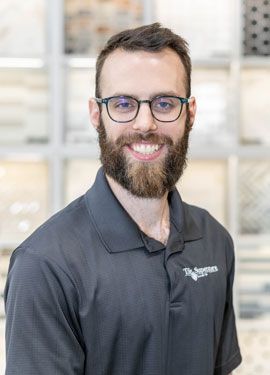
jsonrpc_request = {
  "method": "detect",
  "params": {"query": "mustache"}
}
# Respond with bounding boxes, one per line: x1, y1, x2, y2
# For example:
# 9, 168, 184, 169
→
114, 133, 174, 148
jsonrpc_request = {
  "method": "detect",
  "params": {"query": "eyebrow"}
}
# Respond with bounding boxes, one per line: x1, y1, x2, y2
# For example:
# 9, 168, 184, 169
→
109, 91, 182, 99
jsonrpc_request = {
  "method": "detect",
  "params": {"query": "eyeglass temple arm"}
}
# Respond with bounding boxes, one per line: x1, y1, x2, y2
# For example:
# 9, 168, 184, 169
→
95, 98, 102, 103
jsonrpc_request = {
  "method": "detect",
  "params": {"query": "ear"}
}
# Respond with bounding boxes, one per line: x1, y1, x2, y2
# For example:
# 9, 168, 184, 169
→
187, 96, 197, 127
89, 98, 100, 130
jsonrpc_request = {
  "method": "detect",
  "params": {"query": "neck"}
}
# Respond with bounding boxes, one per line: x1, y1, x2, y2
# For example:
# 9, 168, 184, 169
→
106, 175, 170, 245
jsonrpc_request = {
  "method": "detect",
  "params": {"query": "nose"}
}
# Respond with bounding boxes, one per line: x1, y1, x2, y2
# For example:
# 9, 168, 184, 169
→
132, 102, 157, 132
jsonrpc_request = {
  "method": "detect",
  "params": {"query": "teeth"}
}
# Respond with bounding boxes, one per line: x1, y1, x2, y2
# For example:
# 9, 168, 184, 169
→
131, 143, 160, 155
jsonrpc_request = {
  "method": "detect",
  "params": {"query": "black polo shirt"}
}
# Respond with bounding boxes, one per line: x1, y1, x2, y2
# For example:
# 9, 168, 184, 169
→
5, 167, 241, 375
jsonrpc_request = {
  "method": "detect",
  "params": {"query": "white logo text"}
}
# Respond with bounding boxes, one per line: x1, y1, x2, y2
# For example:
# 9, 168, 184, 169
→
183, 266, 219, 281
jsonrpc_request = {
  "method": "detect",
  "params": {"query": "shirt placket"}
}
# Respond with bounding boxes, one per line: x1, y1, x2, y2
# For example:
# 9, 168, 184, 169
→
163, 232, 187, 375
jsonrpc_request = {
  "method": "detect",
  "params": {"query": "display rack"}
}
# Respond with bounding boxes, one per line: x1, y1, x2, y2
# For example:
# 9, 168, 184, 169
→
0, 0, 270, 373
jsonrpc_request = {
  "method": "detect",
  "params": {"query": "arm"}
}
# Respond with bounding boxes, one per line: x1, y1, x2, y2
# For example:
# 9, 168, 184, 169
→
214, 235, 242, 375
5, 247, 84, 374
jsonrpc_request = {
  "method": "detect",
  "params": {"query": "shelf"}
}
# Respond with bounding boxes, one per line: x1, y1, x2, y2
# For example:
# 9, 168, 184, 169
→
238, 319, 270, 331
190, 144, 270, 159
0, 144, 99, 159
0, 145, 52, 159
238, 235, 270, 246
0, 242, 19, 251
0, 57, 45, 69
64, 56, 96, 68
240, 56, 270, 68
192, 58, 231, 68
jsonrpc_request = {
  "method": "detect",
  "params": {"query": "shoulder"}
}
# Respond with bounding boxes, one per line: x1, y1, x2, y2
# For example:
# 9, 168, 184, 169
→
182, 201, 235, 266
9, 193, 94, 275
183, 201, 233, 242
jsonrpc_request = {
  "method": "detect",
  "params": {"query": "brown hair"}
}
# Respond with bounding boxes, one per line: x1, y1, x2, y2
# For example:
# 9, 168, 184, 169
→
95, 22, 191, 98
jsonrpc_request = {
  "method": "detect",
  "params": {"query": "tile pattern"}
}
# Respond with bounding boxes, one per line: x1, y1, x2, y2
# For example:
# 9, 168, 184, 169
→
64, 0, 143, 55
191, 68, 232, 146
0, 70, 48, 144
238, 244, 270, 320
0, 161, 49, 243
239, 161, 270, 234
243, 0, 270, 56
65, 69, 97, 143
65, 159, 101, 203
178, 160, 227, 226
240, 69, 270, 145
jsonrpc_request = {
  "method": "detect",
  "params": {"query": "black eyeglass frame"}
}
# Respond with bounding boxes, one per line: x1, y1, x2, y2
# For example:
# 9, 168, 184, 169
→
95, 95, 190, 123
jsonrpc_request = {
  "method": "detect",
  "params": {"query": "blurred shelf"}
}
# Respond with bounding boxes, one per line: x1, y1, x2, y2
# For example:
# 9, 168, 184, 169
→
0, 241, 18, 252
190, 144, 270, 159
192, 58, 231, 68
0, 144, 99, 159
238, 235, 270, 247
241, 57, 270, 68
61, 144, 99, 158
238, 319, 270, 331
0, 145, 52, 159
0, 57, 46, 69
64, 56, 96, 68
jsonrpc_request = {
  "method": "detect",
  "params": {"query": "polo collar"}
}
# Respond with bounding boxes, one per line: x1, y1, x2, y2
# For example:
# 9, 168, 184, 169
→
165, 184, 203, 243
84, 167, 203, 254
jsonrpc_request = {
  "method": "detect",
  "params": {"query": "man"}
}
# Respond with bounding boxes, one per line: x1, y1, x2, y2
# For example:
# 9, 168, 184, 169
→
5, 23, 241, 374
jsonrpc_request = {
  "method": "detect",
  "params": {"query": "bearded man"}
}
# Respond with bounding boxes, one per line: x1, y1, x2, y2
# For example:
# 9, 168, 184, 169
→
5, 23, 241, 375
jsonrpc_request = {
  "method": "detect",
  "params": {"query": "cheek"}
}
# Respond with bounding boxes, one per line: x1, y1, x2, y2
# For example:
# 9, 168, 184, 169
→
101, 116, 130, 142
160, 122, 185, 142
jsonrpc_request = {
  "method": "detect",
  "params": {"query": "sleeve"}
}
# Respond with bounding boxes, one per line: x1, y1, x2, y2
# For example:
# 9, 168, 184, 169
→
4, 247, 85, 375
214, 235, 242, 375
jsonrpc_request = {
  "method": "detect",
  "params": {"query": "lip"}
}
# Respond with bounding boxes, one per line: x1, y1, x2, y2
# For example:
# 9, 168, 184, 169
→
125, 144, 164, 161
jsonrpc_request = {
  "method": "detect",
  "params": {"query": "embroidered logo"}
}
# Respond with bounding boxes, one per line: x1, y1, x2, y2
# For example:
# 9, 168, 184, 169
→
183, 266, 219, 281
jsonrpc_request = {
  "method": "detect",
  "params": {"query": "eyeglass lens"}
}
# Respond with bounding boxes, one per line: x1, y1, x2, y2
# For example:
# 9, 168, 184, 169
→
107, 96, 182, 122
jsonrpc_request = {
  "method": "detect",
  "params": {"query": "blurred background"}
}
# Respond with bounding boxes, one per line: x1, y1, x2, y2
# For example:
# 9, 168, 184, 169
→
0, 0, 270, 373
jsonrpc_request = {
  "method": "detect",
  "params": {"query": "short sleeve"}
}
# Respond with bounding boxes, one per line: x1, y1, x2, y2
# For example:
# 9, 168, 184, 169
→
4, 247, 85, 375
214, 236, 242, 375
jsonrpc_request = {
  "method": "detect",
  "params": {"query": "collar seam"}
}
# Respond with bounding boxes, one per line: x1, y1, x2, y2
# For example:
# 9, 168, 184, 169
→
84, 194, 113, 254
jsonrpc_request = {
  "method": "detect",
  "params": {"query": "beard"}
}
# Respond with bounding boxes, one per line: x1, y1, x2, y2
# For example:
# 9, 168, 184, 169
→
97, 116, 192, 199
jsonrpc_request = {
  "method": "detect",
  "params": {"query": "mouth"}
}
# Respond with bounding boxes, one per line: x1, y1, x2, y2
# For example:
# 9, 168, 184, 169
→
126, 142, 164, 161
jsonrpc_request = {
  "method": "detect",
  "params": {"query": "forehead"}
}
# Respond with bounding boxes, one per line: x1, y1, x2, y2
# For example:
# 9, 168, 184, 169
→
100, 48, 187, 97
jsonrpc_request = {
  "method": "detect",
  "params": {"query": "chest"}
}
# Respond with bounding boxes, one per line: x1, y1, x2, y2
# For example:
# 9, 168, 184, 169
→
77, 240, 228, 374
80, 240, 227, 335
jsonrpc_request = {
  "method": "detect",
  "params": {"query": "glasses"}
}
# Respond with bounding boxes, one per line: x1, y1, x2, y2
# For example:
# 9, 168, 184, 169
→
95, 95, 190, 123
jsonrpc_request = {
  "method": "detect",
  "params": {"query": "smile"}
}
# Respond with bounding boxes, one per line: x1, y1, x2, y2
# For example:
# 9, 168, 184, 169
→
130, 143, 161, 155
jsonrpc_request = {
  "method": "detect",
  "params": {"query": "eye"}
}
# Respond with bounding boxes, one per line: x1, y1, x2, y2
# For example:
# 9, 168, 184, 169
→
158, 101, 171, 109
110, 97, 137, 112
152, 97, 177, 112
116, 100, 131, 108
